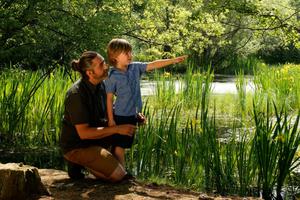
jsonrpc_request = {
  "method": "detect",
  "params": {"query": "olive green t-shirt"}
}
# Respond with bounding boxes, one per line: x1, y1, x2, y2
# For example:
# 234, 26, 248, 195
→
60, 79, 107, 154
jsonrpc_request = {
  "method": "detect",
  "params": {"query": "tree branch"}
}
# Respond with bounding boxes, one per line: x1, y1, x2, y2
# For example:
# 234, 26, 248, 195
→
123, 32, 165, 46
221, 11, 299, 31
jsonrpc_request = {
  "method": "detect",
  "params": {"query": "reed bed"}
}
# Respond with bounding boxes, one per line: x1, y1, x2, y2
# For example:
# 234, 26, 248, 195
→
129, 65, 300, 198
0, 67, 72, 146
0, 64, 299, 199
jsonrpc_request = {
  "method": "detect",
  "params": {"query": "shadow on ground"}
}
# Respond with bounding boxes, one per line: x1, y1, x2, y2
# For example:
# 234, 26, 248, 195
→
37, 169, 261, 200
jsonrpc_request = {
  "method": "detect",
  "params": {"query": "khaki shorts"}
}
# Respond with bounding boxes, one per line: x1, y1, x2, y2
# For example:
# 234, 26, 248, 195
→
64, 146, 119, 177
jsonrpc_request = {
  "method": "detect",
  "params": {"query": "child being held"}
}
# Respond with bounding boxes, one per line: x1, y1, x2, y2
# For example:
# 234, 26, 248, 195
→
105, 38, 187, 168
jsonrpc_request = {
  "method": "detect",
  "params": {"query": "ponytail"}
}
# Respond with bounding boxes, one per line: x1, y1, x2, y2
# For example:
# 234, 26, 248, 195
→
71, 59, 80, 72
71, 51, 99, 79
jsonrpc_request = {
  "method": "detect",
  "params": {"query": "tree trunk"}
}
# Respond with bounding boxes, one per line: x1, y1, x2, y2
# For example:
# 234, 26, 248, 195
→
0, 163, 50, 200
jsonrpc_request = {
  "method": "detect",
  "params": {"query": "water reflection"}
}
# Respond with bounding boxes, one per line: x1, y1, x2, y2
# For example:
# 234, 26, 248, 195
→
141, 75, 254, 96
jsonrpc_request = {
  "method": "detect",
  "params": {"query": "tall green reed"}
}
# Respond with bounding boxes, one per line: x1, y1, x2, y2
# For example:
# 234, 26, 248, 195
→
253, 100, 300, 200
236, 70, 247, 116
130, 69, 234, 192
235, 70, 258, 196
1, 63, 299, 198
273, 105, 299, 200
28, 69, 68, 146
0, 70, 41, 144
0, 67, 71, 147
130, 64, 299, 197
182, 66, 204, 106
253, 64, 300, 112
153, 71, 177, 108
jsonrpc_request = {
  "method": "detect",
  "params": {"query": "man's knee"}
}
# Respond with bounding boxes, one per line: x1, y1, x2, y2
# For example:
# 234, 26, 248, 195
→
109, 164, 126, 182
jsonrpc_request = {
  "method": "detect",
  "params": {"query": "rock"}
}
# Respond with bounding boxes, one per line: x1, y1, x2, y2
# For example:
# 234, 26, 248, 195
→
0, 163, 50, 200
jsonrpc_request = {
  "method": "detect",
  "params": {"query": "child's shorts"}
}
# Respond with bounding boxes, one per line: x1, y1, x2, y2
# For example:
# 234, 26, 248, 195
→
113, 115, 137, 148
114, 115, 137, 125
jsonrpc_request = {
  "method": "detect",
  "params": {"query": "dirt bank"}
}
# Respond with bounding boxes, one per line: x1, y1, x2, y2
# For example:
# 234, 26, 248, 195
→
36, 169, 261, 200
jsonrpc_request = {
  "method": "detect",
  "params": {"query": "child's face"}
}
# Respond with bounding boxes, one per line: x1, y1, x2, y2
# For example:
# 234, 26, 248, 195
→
115, 51, 133, 67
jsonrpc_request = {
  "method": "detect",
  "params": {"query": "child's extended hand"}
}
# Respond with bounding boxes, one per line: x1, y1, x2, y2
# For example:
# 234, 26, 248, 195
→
137, 113, 147, 125
173, 55, 188, 64
146, 55, 188, 71
108, 120, 116, 127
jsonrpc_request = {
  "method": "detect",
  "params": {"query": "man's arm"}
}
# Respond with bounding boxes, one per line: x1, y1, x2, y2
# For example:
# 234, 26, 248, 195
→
75, 123, 136, 140
146, 55, 187, 71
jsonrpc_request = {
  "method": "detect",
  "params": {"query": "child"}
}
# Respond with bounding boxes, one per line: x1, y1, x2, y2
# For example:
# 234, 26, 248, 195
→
105, 38, 187, 167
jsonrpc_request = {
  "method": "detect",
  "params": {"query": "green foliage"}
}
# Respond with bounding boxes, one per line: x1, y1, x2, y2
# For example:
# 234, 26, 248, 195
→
0, 0, 129, 69
128, 0, 300, 71
258, 45, 300, 64
1, 0, 299, 71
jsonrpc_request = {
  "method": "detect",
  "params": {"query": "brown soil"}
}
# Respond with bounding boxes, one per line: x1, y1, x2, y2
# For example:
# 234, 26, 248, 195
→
37, 169, 261, 200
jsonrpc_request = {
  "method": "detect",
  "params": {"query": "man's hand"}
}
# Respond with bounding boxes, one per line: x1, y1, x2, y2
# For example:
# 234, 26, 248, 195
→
116, 124, 136, 136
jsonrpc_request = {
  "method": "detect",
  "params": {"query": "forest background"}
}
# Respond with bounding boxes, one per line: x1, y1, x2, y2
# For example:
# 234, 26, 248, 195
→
1, 0, 300, 72
1, 1, 300, 199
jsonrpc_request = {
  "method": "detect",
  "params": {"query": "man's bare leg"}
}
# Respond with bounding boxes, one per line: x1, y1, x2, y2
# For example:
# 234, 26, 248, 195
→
88, 163, 125, 182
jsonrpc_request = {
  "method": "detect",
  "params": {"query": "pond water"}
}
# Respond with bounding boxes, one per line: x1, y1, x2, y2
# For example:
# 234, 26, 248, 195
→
141, 75, 255, 96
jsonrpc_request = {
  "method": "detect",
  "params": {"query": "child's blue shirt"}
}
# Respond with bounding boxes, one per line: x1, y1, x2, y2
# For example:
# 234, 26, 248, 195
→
104, 62, 147, 116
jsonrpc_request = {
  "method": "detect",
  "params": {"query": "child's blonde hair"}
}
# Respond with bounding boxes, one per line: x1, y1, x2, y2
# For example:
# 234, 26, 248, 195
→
107, 38, 132, 66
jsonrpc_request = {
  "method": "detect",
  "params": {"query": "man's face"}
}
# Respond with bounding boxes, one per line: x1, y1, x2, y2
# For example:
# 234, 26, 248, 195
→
88, 56, 108, 82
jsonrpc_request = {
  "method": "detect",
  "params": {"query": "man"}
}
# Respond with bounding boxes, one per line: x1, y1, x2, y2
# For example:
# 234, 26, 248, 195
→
60, 51, 136, 182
